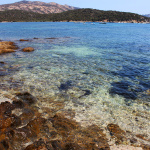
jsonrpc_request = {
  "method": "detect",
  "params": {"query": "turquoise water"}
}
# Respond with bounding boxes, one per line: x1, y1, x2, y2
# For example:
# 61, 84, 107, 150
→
0, 22, 150, 135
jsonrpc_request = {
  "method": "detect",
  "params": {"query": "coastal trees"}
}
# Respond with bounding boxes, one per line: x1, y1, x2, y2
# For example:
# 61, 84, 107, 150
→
0, 9, 149, 22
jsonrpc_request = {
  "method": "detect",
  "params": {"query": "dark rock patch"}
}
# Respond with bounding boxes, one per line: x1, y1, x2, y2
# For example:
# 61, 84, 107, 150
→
15, 92, 37, 105
59, 81, 72, 91
33, 37, 39, 39
45, 37, 58, 39
109, 81, 137, 100
0, 69, 8, 76
0, 62, 5, 65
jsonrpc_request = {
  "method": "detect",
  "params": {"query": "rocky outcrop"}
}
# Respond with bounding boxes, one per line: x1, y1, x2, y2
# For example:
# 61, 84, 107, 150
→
0, 92, 111, 150
0, 41, 18, 54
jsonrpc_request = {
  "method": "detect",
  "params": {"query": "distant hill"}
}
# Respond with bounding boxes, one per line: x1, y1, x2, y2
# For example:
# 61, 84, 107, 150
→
0, 9, 149, 23
0, 1, 78, 14
144, 14, 150, 18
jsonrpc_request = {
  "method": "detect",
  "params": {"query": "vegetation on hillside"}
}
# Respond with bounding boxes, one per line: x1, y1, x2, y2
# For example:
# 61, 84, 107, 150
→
0, 9, 149, 22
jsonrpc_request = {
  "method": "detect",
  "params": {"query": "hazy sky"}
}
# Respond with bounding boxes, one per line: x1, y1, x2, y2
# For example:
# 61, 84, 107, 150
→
0, 0, 149, 15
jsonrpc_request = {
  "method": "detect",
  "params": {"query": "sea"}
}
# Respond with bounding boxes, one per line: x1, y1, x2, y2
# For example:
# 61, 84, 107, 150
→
0, 22, 150, 136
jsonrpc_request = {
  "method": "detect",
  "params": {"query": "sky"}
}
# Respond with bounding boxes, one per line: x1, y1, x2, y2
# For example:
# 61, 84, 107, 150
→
0, 0, 149, 15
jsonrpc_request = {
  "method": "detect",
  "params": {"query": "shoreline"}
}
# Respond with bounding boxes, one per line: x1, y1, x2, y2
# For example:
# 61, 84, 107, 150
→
0, 21, 150, 24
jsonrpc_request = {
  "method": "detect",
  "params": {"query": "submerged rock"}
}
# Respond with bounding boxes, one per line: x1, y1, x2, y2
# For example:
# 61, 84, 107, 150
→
0, 69, 8, 76
19, 39, 29, 42
0, 62, 5, 64
15, 92, 37, 105
59, 81, 72, 91
109, 81, 137, 100
33, 37, 39, 39
22, 47, 34, 52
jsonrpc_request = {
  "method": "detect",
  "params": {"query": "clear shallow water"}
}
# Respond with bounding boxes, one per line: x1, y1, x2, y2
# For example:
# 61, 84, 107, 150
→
0, 22, 150, 135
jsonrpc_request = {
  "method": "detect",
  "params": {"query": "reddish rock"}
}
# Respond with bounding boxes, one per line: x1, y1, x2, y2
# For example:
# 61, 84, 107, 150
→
107, 123, 126, 144
19, 39, 29, 41
0, 102, 21, 130
136, 134, 149, 142
0, 143, 5, 150
26, 117, 47, 136
141, 144, 150, 150
0, 41, 18, 54
51, 114, 80, 137
71, 125, 110, 150
0, 94, 111, 150
22, 47, 34, 52
19, 108, 35, 125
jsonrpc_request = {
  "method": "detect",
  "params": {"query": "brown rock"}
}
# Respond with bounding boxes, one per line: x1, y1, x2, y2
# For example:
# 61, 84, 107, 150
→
107, 123, 126, 144
19, 39, 29, 41
22, 47, 34, 52
0, 143, 5, 150
0, 140, 9, 150
51, 114, 80, 136
0, 61, 4, 64
26, 117, 47, 136
0, 41, 18, 54
136, 134, 149, 142
63, 143, 82, 150
141, 144, 150, 150
15, 92, 37, 105
72, 125, 110, 150
20, 108, 35, 125
24, 139, 47, 150
47, 140, 63, 150
130, 138, 137, 144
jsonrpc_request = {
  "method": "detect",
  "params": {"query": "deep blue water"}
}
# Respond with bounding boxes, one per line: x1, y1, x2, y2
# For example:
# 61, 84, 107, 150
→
0, 22, 150, 132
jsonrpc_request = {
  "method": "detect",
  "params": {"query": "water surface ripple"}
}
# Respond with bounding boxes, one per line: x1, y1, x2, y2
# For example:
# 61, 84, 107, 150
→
0, 22, 150, 136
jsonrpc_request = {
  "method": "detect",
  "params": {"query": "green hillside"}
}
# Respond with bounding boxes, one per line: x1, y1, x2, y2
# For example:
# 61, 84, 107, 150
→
0, 10, 48, 22
0, 9, 149, 22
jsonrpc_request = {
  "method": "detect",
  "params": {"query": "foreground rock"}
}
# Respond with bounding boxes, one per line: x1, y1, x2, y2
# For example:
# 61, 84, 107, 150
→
0, 91, 149, 150
22, 47, 34, 52
0, 41, 18, 54
0, 92, 111, 150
